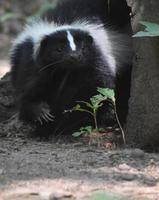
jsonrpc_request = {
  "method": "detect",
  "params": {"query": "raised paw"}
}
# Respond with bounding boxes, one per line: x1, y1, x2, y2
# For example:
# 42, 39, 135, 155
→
37, 109, 55, 125
34, 103, 55, 125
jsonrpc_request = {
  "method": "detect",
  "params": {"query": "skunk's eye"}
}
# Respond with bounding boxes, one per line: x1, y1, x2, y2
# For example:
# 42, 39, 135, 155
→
57, 47, 63, 52
56, 44, 65, 52
75, 36, 81, 43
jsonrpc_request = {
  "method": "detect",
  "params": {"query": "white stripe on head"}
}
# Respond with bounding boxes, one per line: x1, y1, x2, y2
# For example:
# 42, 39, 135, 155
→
11, 19, 126, 75
66, 31, 76, 51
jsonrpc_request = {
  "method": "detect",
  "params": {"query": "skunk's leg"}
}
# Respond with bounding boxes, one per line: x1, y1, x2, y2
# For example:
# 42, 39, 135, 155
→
97, 102, 116, 128
19, 97, 54, 125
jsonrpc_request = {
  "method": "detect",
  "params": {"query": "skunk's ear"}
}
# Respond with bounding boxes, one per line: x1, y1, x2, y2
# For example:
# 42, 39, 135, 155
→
35, 36, 51, 66
86, 35, 93, 44
38, 36, 50, 57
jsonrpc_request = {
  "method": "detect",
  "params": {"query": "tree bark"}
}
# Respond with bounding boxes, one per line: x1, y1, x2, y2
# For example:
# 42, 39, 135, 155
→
126, 0, 159, 149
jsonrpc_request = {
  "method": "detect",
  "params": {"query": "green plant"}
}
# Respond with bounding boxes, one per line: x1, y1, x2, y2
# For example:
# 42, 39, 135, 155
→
65, 87, 125, 144
72, 126, 93, 137
26, 3, 56, 22
97, 88, 125, 144
0, 12, 17, 23
133, 21, 159, 37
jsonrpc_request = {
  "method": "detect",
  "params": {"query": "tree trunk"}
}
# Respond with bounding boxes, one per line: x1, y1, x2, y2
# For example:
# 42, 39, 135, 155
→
125, 0, 159, 149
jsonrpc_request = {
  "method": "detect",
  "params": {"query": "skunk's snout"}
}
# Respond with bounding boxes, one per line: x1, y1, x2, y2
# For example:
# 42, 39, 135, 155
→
69, 52, 82, 62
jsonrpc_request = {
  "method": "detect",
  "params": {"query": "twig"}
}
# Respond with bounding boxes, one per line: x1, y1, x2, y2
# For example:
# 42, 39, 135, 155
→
107, 99, 126, 145
113, 103, 126, 145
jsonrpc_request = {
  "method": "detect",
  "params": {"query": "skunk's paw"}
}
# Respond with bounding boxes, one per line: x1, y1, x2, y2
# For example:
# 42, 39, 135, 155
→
34, 103, 55, 125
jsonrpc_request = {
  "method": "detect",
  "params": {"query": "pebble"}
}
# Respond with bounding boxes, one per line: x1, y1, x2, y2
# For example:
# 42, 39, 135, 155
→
120, 173, 136, 181
118, 163, 131, 171
131, 149, 145, 158
0, 148, 6, 153
0, 169, 3, 175
49, 193, 73, 200
142, 177, 158, 186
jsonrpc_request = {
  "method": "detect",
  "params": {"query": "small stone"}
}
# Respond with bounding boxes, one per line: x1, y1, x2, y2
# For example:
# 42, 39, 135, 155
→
0, 148, 6, 153
120, 173, 136, 181
49, 192, 73, 200
131, 149, 145, 158
0, 169, 3, 175
118, 163, 131, 171
142, 177, 158, 186
149, 159, 155, 165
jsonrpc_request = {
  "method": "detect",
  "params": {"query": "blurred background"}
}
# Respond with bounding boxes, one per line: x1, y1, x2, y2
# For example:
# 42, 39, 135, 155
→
0, 0, 57, 76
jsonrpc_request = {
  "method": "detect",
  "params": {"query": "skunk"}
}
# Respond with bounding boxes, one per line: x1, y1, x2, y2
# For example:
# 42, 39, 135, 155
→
10, 0, 132, 136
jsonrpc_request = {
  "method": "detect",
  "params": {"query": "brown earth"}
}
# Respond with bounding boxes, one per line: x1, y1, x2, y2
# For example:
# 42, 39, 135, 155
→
0, 61, 159, 200
1, 133, 159, 200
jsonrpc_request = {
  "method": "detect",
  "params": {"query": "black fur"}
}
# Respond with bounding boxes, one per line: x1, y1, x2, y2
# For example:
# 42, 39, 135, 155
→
10, 0, 132, 137
43, 0, 131, 29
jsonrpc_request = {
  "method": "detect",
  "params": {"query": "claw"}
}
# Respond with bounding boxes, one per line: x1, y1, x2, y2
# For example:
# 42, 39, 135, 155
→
41, 114, 49, 122
43, 113, 54, 121
34, 103, 55, 124
47, 113, 55, 119
37, 116, 43, 125
39, 110, 55, 124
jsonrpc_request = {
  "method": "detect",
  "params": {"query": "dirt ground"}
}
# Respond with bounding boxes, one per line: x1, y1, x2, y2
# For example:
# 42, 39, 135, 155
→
1, 61, 159, 200
1, 132, 159, 200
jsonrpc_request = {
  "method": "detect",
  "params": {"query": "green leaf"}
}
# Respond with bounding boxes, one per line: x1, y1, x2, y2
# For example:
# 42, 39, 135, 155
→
133, 31, 159, 37
80, 126, 93, 134
72, 132, 83, 137
77, 101, 94, 109
97, 88, 115, 103
90, 95, 105, 109
72, 126, 93, 137
91, 94, 106, 102
73, 104, 81, 111
0, 13, 17, 22
133, 21, 159, 37
140, 21, 159, 32
90, 192, 125, 200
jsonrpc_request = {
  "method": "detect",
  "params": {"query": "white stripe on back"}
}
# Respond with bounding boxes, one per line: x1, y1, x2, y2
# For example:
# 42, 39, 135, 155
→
66, 31, 76, 51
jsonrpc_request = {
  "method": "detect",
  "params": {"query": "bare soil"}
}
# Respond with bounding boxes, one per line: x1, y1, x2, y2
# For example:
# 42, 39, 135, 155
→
1, 133, 159, 200
0, 62, 159, 200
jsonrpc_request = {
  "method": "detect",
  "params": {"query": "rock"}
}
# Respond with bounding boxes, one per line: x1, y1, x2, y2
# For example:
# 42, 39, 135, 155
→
118, 163, 131, 171
131, 149, 145, 158
119, 173, 136, 181
142, 177, 158, 186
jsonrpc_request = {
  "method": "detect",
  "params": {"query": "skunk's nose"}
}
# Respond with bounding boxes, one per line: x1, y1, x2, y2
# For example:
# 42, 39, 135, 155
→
69, 52, 82, 62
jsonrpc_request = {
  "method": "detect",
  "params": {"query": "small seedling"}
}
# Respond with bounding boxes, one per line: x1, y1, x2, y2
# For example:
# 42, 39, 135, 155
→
97, 88, 125, 144
65, 87, 126, 144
